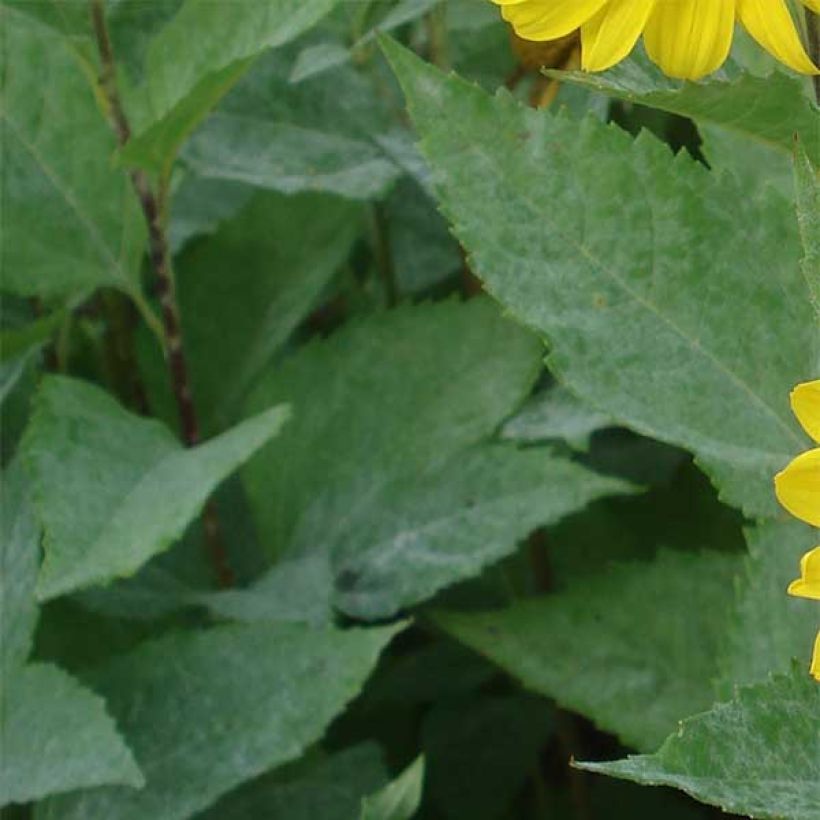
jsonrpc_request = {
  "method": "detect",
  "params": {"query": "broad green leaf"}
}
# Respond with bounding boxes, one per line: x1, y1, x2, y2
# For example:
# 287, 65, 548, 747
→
198, 743, 388, 820
501, 385, 612, 451
1, 465, 144, 806
384, 40, 817, 518
421, 695, 553, 820
204, 553, 334, 625
387, 178, 462, 295
718, 520, 819, 691
552, 59, 820, 165
169, 175, 254, 252
1, 8, 145, 300
38, 622, 403, 820
182, 48, 402, 200
2, 663, 144, 806
325, 444, 632, 619
435, 550, 740, 751
360, 756, 425, 820
175, 191, 359, 431
1, 460, 39, 673
244, 300, 629, 619
122, 0, 340, 170
794, 139, 820, 318
579, 667, 820, 819
243, 299, 542, 558
23, 376, 289, 599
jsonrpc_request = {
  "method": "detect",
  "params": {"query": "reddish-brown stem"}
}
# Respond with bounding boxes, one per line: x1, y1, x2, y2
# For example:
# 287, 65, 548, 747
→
89, 0, 232, 587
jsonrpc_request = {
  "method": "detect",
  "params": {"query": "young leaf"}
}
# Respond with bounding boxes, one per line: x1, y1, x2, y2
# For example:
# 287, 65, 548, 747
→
23, 376, 289, 600
360, 756, 425, 820
1, 8, 145, 300
435, 550, 741, 751
383, 40, 816, 519
38, 622, 404, 820
121, 0, 341, 170
578, 667, 820, 820
717, 520, 819, 691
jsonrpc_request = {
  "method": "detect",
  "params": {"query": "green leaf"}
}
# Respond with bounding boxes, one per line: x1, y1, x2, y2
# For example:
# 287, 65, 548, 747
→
578, 667, 820, 820
552, 59, 820, 165
2, 663, 144, 806
501, 385, 612, 451
121, 0, 340, 170
718, 520, 819, 691
1, 464, 144, 806
1, 460, 39, 674
182, 48, 402, 200
175, 191, 360, 431
360, 756, 425, 820
794, 138, 820, 319
383, 40, 816, 518
242, 299, 626, 618
38, 622, 403, 820
244, 299, 542, 558
1, 8, 145, 300
198, 743, 389, 820
327, 444, 633, 619
22, 376, 289, 600
435, 550, 741, 751
421, 694, 553, 820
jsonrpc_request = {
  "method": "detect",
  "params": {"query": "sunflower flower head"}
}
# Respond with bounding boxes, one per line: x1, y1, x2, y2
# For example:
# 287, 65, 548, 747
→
777, 380, 820, 682
493, 0, 820, 80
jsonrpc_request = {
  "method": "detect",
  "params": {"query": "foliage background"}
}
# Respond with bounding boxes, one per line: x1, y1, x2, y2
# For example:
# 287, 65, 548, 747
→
1, 1, 818, 819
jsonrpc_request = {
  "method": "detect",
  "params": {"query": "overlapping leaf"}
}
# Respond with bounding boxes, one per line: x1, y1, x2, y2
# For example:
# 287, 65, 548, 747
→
435, 550, 740, 751
122, 0, 342, 170
1, 9, 145, 301
183, 47, 402, 199
1, 464, 142, 806
242, 300, 629, 619
38, 622, 403, 820
23, 376, 289, 599
579, 667, 820, 820
384, 40, 817, 518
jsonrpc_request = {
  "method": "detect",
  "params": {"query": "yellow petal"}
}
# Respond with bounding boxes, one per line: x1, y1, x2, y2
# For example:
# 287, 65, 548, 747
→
775, 448, 820, 527
788, 546, 820, 601
737, 0, 819, 75
791, 380, 820, 444
811, 631, 820, 682
581, 0, 655, 72
643, 0, 736, 80
501, 0, 609, 41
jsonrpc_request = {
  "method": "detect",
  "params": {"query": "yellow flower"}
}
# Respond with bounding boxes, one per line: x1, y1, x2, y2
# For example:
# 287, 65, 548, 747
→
775, 381, 820, 528
492, 0, 820, 80
788, 546, 820, 601
778, 381, 820, 682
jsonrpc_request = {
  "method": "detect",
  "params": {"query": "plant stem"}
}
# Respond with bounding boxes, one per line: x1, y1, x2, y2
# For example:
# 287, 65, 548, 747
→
89, 0, 233, 587
370, 204, 399, 307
